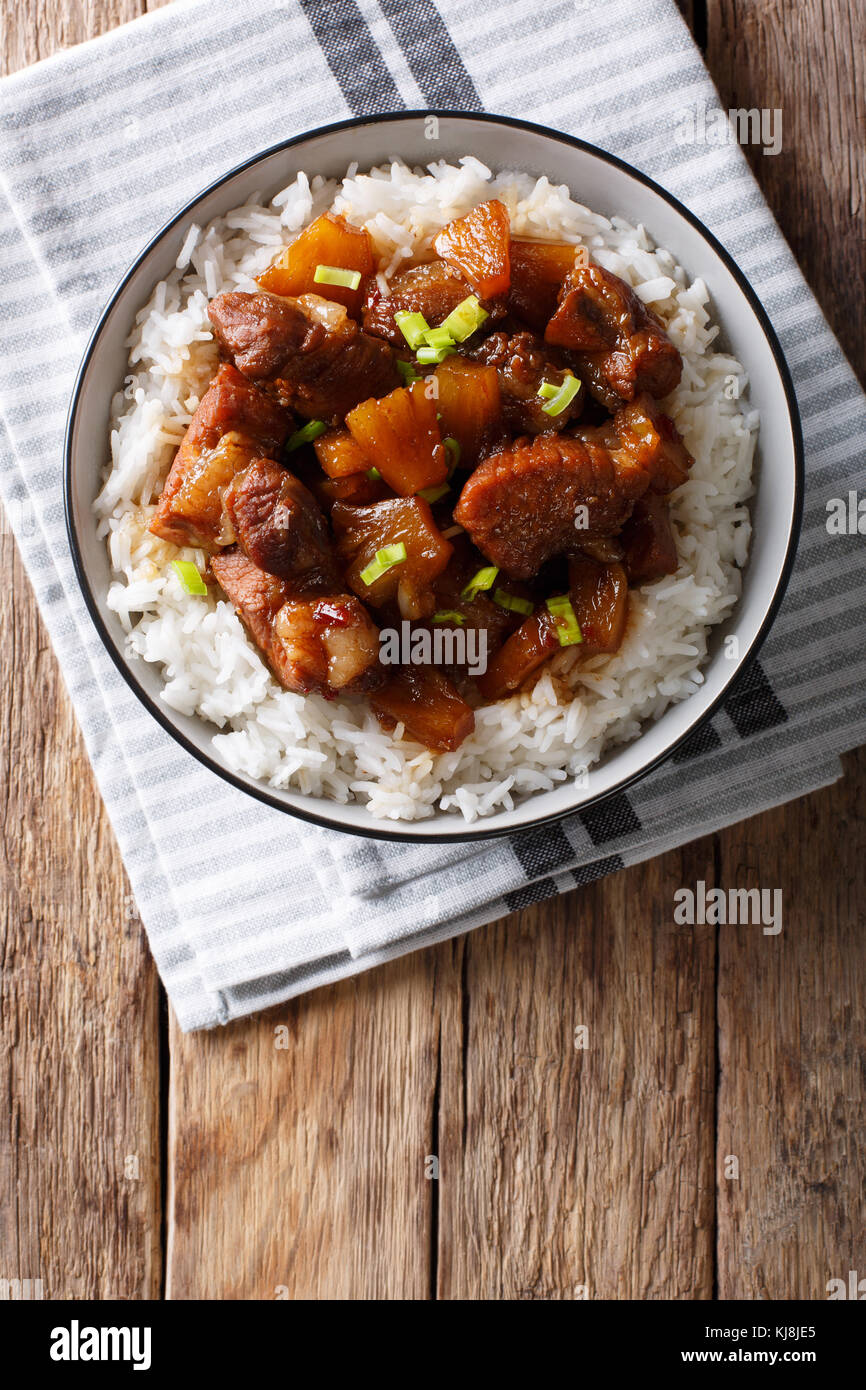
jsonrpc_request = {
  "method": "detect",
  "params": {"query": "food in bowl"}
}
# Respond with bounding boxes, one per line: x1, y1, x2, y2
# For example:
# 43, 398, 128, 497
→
96, 158, 756, 821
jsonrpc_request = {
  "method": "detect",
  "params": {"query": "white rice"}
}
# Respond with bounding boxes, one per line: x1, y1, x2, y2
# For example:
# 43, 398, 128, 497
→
95, 158, 756, 822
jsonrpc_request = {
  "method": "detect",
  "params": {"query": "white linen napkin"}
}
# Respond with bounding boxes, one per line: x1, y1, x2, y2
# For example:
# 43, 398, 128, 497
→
0, 0, 863, 1029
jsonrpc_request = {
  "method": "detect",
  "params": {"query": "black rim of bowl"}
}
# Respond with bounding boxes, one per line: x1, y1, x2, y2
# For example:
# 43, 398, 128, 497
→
64, 110, 805, 844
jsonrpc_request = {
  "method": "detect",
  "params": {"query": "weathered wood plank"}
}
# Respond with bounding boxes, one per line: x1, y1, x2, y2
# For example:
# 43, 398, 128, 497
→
166, 951, 444, 1300
0, 527, 162, 1298
708, 0, 865, 385
715, 747, 866, 1298
0, 0, 162, 1303
437, 839, 718, 1300
708, 0, 866, 1298
0, 0, 144, 70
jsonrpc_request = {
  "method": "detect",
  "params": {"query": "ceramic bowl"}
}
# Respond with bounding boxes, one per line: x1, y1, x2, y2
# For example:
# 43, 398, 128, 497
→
64, 112, 803, 841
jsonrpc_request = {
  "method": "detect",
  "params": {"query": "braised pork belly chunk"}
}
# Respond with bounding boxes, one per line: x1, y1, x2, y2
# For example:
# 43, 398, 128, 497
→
454, 433, 650, 580
223, 457, 339, 591
150, 364, 290, 549
153, 195, 694, 750
363, 260, 504, 345
546, 265, 682, 409
208, 290, 399, 423
466, 330, 584, 435
211, 549, 381, 698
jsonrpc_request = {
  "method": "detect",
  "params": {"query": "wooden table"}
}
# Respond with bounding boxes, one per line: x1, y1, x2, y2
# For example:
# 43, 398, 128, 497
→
1, 0, 863, 1301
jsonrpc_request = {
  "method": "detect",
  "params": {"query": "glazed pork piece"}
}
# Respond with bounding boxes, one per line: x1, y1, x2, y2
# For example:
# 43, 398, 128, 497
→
210, 548, 381, 698
371, 666, 475, 753
619, 493, 679, 583
545, 265, 682, 409
362, 260, 503, 345
609, 393, 693, 492
223, 456, 340, 592
430, 539, 519, 659
454, 433, 652, 580
208, 290, 399, 423
507, 239, 580, 331
477, 554, 630, 701
466, 330, 583, 434
149, 363, 290, 549
575, 393, 694, 494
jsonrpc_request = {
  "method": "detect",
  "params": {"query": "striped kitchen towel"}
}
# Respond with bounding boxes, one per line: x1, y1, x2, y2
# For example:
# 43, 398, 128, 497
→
0, 0, 863, 1030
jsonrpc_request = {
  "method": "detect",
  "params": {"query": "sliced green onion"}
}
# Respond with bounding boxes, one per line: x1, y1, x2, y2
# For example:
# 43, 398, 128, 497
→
440, 294, 489, 343
360, 542, 408, 587
423, 326, 456, 351
171, 560, 207, 596
286, 419, 327, 452
461, 565, 499, 601
394, 310, 430, 349
313, 264, 362, 289
540, 372, 581, 416
546, 593, 583, 646
416, 344, 455, 365
432, 610, 466, 625
418, 483, 449, 504
396, 359, 420, 385
366, 467, 381, 480
493, 588, 534, 616
443, 436, 461, 474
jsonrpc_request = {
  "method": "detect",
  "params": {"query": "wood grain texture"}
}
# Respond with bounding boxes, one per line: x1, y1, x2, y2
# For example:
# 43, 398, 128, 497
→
166, 953, 443, 1300
437, 842, 718, 1301
0, 534, 162, 1298
708, 0, 866, 385
716, 746, 866, 1299
0, 0, 162, 1302
708, 0, 866, 1299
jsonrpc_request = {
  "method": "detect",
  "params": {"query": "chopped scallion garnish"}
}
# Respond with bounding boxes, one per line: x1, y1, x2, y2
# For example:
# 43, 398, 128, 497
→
394, 310, 430, 349
423, 326, 455, 351
416, 344, 455, 365
432, 611, 465, 625
461, 565, 499, 601
443, 436, 460, 474
493, 588, 534, 616
440, 295, 489, 343
396, 359, 420, 385
360, 542, 408, 587
418, 483, 449, 503
313, 264, 362, 289
171, 560, 207, 596
546, 593, 583, 645
539, 372, 581, 416
286, 419, 327, 452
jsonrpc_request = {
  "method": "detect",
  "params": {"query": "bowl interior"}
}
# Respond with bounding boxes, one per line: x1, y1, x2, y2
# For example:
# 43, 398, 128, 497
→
66, 113, 801, 842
